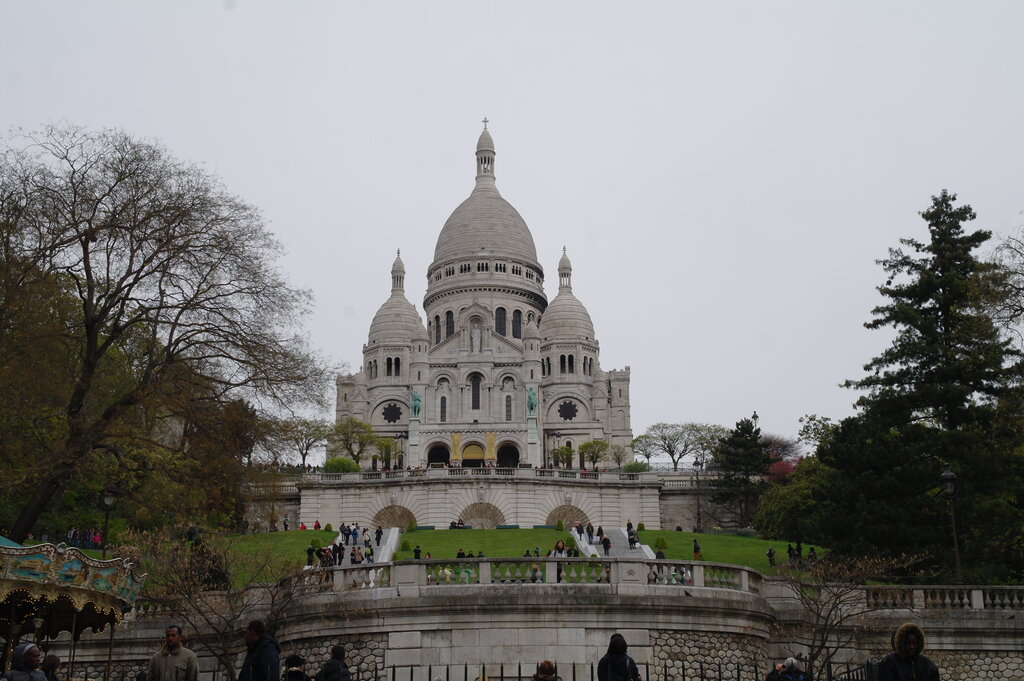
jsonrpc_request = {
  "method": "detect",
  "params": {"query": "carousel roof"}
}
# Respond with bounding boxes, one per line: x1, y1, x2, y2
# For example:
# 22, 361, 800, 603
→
0, 542, 146, 640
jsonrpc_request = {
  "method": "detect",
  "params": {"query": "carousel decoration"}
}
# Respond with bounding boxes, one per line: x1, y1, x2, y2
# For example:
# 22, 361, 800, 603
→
0, 541, 146, 678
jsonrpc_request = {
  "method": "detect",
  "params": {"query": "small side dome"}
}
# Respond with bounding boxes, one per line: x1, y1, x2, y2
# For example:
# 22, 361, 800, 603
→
368, 295, 428, 344
368, 252, 428, 344
539, 292, 596, 341
540, 248, 595, 340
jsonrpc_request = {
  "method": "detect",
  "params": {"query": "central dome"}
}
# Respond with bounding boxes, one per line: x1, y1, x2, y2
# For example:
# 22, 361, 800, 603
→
431, 129, 541, 269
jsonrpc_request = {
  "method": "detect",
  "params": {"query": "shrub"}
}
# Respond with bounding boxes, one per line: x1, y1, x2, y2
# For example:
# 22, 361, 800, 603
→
324, 523, 333, 532
654, 537, 668, 551
310, 538, 322, 549
407, 519, 417, 532
323, 456, 360, 473
623, 461, 651, 473
637, 522, 646, 532
556, 519, 564, 531
400, 540, 411, 552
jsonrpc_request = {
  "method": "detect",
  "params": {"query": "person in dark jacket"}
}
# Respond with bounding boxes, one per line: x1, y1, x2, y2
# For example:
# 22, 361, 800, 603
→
877, 623, 939, 681
315, 646, 350, 681
238, 620, 280, 681
2, 642, 47, 681
597, 634, 641, 681
283, 655, 309, 681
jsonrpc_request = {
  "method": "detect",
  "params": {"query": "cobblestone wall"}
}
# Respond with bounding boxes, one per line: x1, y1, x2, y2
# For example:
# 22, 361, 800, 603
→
651, 630, 766, 681
281, 633, 387, 680
865, 647, 1024, 681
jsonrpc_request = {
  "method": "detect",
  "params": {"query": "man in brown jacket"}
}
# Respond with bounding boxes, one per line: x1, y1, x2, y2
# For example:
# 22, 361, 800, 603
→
147, 626, 198, 681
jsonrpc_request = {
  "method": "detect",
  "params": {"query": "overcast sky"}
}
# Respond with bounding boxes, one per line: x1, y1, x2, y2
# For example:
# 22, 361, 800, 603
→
3, 2, 1023, 453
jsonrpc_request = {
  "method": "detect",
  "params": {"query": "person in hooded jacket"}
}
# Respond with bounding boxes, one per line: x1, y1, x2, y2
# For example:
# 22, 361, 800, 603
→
238, 620, 281, 681
597, 634, 641, 681
1, 643, 47, 681
314, 646, 351, 681
39, 655, 61, 681
877, 623, 939, 681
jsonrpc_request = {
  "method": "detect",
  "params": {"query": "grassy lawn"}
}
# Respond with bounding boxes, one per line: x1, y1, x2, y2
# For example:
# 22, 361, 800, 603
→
230, 529, 338, 570
392, 529, 580, 560
638, 530, 825, 573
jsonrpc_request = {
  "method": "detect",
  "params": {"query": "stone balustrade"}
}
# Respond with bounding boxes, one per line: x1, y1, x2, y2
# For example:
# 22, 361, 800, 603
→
312, 468, 655, 484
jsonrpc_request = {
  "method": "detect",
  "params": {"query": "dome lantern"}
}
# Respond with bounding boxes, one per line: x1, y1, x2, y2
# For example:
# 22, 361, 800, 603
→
476, 118, 495, 184
392, 249, 406, 293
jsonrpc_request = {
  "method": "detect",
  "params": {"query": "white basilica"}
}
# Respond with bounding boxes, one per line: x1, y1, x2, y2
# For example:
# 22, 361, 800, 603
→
336, 126, 633, 469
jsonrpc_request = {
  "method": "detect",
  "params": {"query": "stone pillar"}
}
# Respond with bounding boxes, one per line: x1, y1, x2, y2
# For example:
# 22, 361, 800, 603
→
527, 415, 540, 465
408, 417, 421, 467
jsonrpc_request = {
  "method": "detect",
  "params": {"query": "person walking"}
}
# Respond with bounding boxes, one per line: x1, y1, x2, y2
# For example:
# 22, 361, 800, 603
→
314, 646, 351, 681
692, 539, 701, 560
601, 535, 612, 557
147, 626, 198, 681
597, 634, 641, 681
766, 547, 776, 568
238, 621, 280, 681
532, 661, 558, 681
877, 623, 940, 681
283, 656, 310, 681
375, 527, 383, 546
586, 523, 594, 544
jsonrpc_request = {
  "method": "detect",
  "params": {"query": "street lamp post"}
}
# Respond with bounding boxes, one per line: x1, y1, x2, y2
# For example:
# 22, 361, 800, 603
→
939, 464, 962, 583
100, 491, 116, 559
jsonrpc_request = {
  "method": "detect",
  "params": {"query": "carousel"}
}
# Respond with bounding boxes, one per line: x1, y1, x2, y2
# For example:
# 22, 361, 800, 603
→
0, 538, 146, 679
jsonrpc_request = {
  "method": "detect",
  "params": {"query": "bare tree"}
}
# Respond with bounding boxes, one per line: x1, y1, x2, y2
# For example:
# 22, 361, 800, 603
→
608, 444, 628, 469
687, 423, 728, 531
277, 417, 331, 467
122, 531, 303, 681
2, 126, 328, 541
646, 423, 689, 470
774, 554, 921, 680
631, 434, 657, 465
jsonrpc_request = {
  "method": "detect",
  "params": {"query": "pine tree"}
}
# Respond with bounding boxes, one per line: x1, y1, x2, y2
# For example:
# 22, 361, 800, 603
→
712, 417, 770, 527
822, 191, 1024, 578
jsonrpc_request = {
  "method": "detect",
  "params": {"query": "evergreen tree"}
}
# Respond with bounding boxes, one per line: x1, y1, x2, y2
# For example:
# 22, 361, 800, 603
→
712, 417, 770, 526
820, 191, 1024, 579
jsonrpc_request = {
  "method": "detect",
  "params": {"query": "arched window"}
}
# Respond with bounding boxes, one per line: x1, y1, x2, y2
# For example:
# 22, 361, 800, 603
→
541, 359, 546, 377
568, 355, 575, 374
373, 360, 378, 379
506, 395, 512, 421
512, 310, 522, 338
434, 315, 441, 344
470, 374, 482, 410
394, 357, 401, 376
495, 307, 507, 336
560, 355, 566, 374
386, 357, 393, 376
445, 311, 455, 337
440, 396, 447, 423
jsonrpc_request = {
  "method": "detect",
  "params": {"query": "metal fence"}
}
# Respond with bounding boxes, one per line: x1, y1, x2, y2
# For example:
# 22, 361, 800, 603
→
370, 661, 879, 681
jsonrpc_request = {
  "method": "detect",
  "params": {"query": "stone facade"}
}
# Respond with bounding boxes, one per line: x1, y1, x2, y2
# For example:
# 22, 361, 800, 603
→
298, 470, 662, 530
335, 127, 632, 471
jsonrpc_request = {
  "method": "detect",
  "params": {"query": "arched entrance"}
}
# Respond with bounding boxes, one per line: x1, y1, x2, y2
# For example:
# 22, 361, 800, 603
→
497, 443, 519, 468
427, 444, 450, 466
372, 505, 416, 529
462, 443, 485, 468
460, 502, 506, 529
546, 505, 590, 528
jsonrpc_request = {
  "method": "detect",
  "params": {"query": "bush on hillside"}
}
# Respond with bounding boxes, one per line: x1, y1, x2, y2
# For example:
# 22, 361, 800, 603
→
324, 523, 333, 532
310, 538, 322, 549
407, 519, 417, 532
654, 537, 668, 551
623, 461, 651, 473
323, 456, 360, 473
637, 522, 646, 532
556, 520, 564, 531
401, 540, 411, 552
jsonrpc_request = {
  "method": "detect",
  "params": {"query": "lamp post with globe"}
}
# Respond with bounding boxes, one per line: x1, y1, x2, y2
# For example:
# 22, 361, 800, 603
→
100, 490, 116, 559
939, 464, 962, 583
